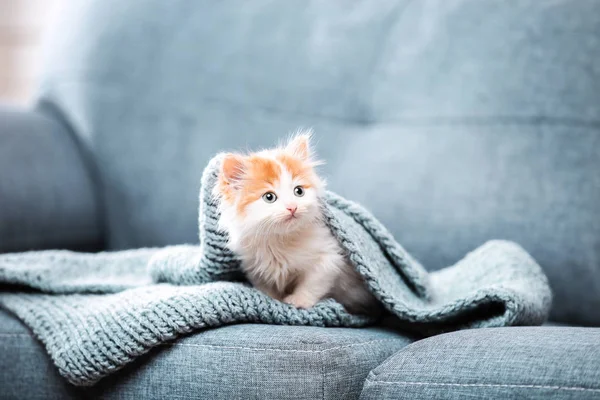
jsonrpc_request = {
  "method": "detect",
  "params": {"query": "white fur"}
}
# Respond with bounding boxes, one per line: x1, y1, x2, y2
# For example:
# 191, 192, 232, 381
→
216, 148, 379, 315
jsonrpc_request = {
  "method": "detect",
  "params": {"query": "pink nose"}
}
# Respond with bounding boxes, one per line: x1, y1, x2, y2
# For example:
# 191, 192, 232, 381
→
286, 206, 298, 215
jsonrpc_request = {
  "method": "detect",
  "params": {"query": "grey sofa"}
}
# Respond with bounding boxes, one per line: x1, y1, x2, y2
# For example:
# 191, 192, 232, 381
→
1, 1, 599, 399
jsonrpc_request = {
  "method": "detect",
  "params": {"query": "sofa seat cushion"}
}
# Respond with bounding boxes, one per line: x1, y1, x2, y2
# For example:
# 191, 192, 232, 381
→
0, 309, 413, 399
360, 327, 600, 400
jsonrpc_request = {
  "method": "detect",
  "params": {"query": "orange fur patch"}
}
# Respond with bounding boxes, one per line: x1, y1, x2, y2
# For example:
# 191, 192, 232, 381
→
236, 156, 282, 214
217, 174, 236, 204
218, 153, 246, 204
275, 153, 313, 187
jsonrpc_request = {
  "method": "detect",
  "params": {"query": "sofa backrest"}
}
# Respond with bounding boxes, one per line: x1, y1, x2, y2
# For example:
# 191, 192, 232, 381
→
37, 1, 600, 325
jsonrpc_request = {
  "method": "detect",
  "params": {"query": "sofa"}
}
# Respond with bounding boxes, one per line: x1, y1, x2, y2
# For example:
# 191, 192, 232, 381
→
1, 1, 599, 399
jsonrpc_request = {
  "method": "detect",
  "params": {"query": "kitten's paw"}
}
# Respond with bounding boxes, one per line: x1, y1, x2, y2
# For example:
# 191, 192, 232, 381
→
283, 293, 317, 309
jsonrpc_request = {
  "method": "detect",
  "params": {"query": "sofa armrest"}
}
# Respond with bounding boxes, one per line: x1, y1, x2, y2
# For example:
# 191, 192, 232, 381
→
0, 107, 103, 252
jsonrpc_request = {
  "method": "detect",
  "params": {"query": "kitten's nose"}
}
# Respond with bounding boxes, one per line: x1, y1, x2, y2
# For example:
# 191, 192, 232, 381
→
286, 205, 298, 215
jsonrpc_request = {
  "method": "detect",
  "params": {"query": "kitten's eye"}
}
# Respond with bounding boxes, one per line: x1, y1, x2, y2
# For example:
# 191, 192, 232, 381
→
262, 192, 277, 203
294, 186, 305, 197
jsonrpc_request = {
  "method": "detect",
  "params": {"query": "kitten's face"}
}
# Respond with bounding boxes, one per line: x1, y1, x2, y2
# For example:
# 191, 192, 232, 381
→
215, 133, 324, 236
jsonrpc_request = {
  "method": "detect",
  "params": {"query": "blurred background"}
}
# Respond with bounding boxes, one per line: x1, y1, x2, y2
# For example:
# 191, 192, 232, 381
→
0, 0, 64, 105
0, 0, 598, 328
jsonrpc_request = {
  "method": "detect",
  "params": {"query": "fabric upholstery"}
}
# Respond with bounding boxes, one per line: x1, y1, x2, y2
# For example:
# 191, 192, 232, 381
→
0, 309, 413, 400
0, 107, 102, 253
36, 0, 600, 325
360, 327, 600, 400
0, 154, 551, 385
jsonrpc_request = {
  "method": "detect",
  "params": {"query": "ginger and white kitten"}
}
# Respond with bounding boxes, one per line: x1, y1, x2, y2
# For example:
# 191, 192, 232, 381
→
213, 132, 379, 315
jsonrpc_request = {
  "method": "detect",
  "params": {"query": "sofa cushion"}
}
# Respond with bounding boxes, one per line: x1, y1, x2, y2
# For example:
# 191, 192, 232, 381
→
39, 0, 600, 326
0, 309, 413, 399
360, 327, 600, 400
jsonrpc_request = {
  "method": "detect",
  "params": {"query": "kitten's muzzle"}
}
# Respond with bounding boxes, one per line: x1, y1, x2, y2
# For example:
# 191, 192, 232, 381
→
285, 205, 298, 216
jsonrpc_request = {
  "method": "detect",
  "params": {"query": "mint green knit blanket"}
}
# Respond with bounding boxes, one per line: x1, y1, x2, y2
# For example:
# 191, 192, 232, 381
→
0, 155, 552, 386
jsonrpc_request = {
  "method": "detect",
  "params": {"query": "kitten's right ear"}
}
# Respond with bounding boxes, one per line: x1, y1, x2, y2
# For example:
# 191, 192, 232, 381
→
221, 153, 246, 184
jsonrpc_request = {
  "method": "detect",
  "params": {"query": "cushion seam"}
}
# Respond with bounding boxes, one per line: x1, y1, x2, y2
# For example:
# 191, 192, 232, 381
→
156, 338, 402, 353
364, 379, 600, 393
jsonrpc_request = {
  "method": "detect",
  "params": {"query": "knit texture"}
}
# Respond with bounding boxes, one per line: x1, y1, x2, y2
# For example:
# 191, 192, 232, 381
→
0, 154, 552, 386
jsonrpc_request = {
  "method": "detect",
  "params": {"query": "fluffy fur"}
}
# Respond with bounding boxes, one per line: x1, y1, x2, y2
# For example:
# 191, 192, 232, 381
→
213, 131, 379, 314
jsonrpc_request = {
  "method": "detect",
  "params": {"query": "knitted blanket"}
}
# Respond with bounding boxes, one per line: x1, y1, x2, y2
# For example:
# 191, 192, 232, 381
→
0, 154, 552, 386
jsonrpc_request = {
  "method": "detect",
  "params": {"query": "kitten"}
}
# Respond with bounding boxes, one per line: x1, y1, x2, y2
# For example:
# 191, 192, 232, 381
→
213, 131, 379, 315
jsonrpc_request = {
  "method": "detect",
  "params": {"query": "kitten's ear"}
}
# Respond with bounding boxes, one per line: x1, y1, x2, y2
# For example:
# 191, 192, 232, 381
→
286, 130, 313, 161
221, 153, 246, 184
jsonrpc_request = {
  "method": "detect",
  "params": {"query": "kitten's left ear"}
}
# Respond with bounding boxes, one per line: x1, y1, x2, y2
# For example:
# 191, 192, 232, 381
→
286, 130, 313, 161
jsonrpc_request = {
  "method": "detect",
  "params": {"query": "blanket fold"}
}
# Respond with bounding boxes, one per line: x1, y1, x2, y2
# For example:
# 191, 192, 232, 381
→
0, 154, 552, 386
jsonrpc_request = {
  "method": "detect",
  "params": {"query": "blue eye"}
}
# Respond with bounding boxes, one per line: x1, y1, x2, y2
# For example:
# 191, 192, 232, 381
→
262, 192, 277, 203
294, 186, 305, 197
